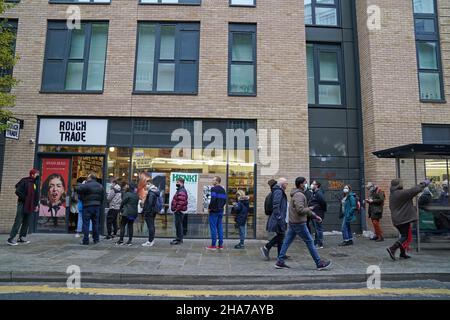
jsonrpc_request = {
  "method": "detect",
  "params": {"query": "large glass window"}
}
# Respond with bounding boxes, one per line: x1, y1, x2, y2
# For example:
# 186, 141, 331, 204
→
50, 0, 110, 3
230, 0, 255, 6
413, 0, 444, 102
140, 0, 201, 4
307, 43, 343, 106
0, 19, 17, 92
134, 22, 200, 94
42, 21, 109, 92
229, 24, 256, 96
305, 0, 339, 26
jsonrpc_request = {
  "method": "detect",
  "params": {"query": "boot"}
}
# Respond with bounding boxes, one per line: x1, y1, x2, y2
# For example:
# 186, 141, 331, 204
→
399, 245, 411, 259
386, 241, 402, 261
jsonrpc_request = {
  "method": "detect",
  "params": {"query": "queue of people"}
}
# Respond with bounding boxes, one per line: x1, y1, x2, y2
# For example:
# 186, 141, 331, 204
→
6, 168, 441, 267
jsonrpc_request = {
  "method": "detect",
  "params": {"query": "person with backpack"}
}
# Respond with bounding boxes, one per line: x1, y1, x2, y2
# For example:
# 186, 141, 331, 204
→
7, 169, 40, 246
170, 177, 188, 245
309, 180, 327, 248
142, 181, 161, 247
206, 176, 227, 250
339, 185, 357, 246
117, 182, 139, 246
105, 180, 122, 240
366, 182, 385, 242
233, 190, 250, 249
260, 178, 288, 260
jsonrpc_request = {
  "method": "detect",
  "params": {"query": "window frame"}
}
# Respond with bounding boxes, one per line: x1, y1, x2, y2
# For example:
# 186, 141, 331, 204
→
229, 0, 256, 7
40, 20, 109, 94
305, 0, 341, 27
49, 0, 111, 4
413, 0, 445, 103
132, 21, 200, 95
0, 19, 18, 92
138, 0, 201, 5
228, 23, 257, 97
307, 43, 345, 108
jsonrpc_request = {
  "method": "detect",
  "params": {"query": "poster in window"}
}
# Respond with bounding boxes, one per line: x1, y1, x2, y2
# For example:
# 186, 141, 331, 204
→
169, 172, 198, 214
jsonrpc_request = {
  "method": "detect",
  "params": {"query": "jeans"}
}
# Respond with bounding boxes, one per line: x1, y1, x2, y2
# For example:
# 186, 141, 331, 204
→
371, 219, 383, 238
77, 210, 92, 233
278, 223, 321, 267
266, 232, 285, 257
145, 214, 156, 242
82, 206, 100, 244
174, 212, 184, 241
119, 217, 134, 242
395, 223, 410, 245
238, 225, 247, 245
312, 219, 324, 247
209, 211, 224, 247
9, 202, 32, 239
341, 220, 353, 242
106, 209, 119, 236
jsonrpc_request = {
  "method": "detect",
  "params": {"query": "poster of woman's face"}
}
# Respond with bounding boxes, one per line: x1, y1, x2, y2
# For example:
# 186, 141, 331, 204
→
39, 173, 67, 218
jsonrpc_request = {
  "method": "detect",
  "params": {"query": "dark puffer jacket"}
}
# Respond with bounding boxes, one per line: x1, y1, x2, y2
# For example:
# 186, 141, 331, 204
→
143, 186, 160, 216
234, 196, 250, 226
266, 184, 288, 233
309, 188, 327, 219
171, 186, 188, 213
76, 180, 104, 207
120, 191, 139, 219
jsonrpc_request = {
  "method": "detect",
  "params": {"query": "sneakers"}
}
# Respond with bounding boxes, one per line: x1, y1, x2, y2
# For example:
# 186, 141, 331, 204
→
75, 233, 81, 238
234, 243, 245, 249
339, 240, 354, 246
400, 253, 411, 259
315, 244, 324, 249
104, 235, 112, 240
217, 246, 224, 250
206, 246, 217, 251
260, 246, 270, 261
317, 260, 332, 271
275, 261, 290, 269
126, 241, 132, 246
7, 238, 18, 246
170, 239, 182, 245
115, 240, 124, 246
17, 238, 30, 244
370, 236, 378, 241
80, 242, 89, 246
142, 241, 155, 247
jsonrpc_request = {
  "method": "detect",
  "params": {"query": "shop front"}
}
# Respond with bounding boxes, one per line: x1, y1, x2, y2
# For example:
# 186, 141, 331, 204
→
33, 117, 257, 239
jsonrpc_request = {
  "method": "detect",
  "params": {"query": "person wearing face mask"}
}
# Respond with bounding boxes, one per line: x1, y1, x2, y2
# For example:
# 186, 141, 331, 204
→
339, 185, 357, 246
365, 182, 385, 242
7, 169, 40, 246
260, 178, 288, 260
170, 177, 188, 245
141, 180, 161, 247
275, 177, 331, 270
387, 178, 429, 260
309, 181, 327, 248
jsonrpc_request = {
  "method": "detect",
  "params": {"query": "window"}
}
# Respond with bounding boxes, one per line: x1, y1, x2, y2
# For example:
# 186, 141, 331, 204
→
134, 22, 200, 94
49, 0, 111, 3
0, 20, 17, 92
41, 21, 109, 93
307, 43, 343, 106
139, 0, 201, 4
230, 0, 255, 6
413, 0, 444, 101
305, 0, 339, 26
228, 24, 256, 96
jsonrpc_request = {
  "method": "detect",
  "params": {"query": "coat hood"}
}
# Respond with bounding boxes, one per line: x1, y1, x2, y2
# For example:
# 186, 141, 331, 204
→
290, 188, 304, 197
149, 185, 160, 196
113, 184, 121, 192
390, 179, 403, 192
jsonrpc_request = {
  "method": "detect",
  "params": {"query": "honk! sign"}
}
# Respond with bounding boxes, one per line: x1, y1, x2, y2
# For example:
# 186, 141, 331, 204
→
38, 118, 108, 146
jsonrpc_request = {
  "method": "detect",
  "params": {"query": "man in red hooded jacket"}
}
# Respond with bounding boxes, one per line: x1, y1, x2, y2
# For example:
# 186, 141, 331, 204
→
170, 177, 188, 245
7, 169, 40, 246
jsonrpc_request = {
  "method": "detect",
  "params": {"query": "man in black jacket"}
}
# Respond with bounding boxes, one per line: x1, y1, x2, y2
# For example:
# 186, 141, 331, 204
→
309, 181, 327, 248
76, 173, 104, 245
7, 169, 40, 246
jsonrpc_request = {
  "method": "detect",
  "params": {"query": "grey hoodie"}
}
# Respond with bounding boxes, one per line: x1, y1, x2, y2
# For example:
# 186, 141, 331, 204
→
107, 184, 122, 210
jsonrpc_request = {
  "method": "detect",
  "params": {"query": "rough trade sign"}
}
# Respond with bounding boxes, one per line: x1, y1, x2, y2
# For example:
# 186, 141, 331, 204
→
38, 118, 108, 146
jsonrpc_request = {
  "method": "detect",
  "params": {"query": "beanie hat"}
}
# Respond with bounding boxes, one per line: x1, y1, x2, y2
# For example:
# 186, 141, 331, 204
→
29, 168, 39, 177
390, 179, 402, 188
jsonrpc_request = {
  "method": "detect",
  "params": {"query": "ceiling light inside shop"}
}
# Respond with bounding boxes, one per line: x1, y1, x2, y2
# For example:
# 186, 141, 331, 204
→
109, 147, 115, 152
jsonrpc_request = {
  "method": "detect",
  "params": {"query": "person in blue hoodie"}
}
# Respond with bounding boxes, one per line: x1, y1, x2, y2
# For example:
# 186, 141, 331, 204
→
206, 176, 227, 250
339, 185, 357, 246
233, 190, 250, 249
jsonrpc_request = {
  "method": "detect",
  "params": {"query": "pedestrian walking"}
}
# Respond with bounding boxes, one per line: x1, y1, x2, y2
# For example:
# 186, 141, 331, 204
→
339, 185, 357, 246
75, 173, 104, 245
387, 178, 429, 260
260, 178, 288, 260
7, 169, 40, 246
142, 181, 161, 247
170, 177, 188, 245
105, 180, 122, 239
206, 176, 227, 250
275, 177, 331, 270
365, 182, 385, 242
116, 182, 139, 246
309, 180, 327, 248
233, 190, 250, 249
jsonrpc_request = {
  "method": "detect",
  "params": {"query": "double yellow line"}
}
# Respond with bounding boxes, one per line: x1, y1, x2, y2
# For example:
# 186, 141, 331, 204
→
1, 285, 450, 297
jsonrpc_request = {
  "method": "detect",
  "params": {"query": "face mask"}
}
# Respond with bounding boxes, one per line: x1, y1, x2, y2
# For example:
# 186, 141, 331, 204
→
343, 188, 349, 193
304, 183, 309, 190
176, 183, 181, 188
146, 184, 151, 190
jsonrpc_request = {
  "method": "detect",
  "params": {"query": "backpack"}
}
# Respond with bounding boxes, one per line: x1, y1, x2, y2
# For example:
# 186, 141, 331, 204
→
155, 195, 163, 214
354, 194, 361, 214
264, 192, 273, 216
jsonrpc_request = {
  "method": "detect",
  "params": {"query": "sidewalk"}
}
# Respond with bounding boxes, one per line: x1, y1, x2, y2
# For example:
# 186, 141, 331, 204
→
1, 234, 450, 285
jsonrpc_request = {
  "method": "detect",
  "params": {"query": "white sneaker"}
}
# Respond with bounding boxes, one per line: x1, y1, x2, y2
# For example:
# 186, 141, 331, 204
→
75, 233, 81, 238
142, 241, 155, 247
